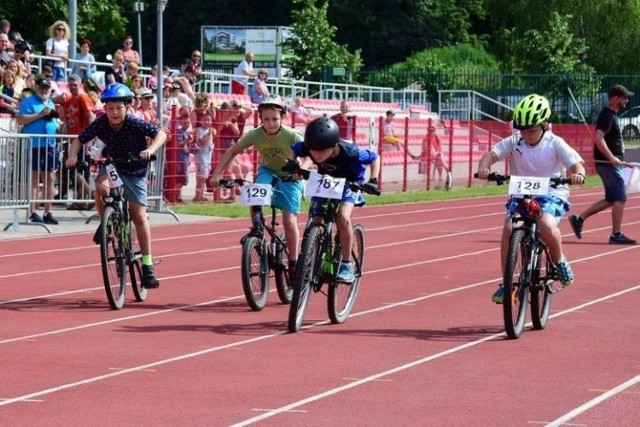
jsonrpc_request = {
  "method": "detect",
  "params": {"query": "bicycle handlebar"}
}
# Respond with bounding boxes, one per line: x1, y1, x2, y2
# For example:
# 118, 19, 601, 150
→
75, 153, 157, 170
473, 172, 572, 187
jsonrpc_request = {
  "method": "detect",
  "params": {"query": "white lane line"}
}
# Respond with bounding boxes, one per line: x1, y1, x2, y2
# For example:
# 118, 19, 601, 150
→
545, 375, 640, 427
230, 284, 640, 426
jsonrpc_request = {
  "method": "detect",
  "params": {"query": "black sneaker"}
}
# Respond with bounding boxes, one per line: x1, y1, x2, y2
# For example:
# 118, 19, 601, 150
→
30, 213, 43, 223
609, 233, 636, 245
569, 215, 583, 239
43, 212, 58, 225
93, 225, 103, 245
142, 265, 160, 289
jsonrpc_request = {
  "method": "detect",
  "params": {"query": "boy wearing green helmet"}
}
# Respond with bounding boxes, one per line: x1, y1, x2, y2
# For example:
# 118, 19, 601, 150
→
476, 94, 586, 304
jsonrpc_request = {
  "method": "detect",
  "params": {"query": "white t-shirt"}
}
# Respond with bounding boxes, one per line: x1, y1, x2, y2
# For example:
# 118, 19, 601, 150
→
232, 60, 253, 87
491, 131, 584, 200
46, 38, 68, 68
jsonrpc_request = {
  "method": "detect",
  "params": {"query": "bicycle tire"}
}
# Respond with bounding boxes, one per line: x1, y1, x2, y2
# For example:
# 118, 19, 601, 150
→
328, 224, 364, 324
503, 229, 529, 339
241, 236, 269, 311
128, 223, 147, 302
288, 225, 323, 333
273, 233, 293, 304
530, 243, 553, 330
100, 206, 126, 310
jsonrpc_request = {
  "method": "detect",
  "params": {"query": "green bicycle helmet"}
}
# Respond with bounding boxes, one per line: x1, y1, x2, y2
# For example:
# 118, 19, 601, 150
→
512, 94, 551, 130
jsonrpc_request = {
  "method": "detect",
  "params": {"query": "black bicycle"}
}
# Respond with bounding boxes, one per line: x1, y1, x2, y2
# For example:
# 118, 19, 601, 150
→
480, 172, 571, 339
76, 154, 156, 310
220, 177, 294, 311
287, 170, 380, 333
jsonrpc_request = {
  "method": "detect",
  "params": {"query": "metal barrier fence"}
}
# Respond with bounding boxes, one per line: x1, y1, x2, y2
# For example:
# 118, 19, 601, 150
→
0, 129, 175, 233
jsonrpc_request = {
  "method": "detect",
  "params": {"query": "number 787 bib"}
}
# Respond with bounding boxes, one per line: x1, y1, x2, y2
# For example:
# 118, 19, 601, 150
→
305, 171, 346, 200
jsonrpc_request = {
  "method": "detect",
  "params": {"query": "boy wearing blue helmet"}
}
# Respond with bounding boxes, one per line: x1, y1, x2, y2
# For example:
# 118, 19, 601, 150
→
65, 83, 167, 289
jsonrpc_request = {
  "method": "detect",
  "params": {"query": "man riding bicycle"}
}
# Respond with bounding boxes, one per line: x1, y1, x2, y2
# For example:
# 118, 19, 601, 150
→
287, 117, 380, 283
476, 94, 586, 303
65, 83, 167, 289
209, 95, 305, 278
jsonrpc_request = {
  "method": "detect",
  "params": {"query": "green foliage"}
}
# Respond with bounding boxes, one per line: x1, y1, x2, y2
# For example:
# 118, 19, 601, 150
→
280, 0, 361, 81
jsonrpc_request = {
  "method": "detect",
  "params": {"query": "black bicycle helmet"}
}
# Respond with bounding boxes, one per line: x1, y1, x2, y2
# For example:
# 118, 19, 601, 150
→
258, 95, 287, 115
304, 117, 340, 151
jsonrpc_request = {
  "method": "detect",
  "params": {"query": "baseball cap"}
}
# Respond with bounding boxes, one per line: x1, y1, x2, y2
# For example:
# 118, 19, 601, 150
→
35, 77, 52, 87
136, 87, 154, 98
609, 84, 634, 98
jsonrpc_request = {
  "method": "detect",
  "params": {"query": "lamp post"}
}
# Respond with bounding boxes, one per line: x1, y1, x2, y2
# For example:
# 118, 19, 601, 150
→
156, 0, 168, 125
133, 1, 144, 65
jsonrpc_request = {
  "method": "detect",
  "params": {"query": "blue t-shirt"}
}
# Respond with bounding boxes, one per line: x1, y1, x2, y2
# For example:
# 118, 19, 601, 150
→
291, 140, 378, 183
18, 94, 58, 148
78, 114, 160, 176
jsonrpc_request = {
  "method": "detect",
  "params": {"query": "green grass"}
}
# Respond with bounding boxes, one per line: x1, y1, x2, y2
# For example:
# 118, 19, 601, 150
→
170, 176, 601, 218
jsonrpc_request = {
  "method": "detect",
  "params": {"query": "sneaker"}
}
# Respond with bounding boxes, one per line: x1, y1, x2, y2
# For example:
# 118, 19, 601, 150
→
141, 265, 160, 289
43, 212, 58, 225
569, 215, 583, 239
336, 262, 355, 284
556, 259, 574, 287
29, 212, 43, 223
609, 233, 636, 245
491, 285, 504, 304
93, 225, 103, 245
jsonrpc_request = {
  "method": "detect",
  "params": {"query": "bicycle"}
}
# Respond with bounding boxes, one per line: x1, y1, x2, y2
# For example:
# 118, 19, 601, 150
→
287, 169, 380, 333
76, 154, 156, 310
220, 177, 294, 311
480, 172, 572, 339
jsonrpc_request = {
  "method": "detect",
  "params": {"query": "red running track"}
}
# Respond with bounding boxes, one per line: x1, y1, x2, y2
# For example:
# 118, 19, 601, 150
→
1, 187, 639, 426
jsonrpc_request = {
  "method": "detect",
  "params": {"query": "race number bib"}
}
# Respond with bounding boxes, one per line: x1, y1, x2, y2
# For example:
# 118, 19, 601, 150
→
508, 176, 550, 196
306, 171, 346, 200
106, 165, 123, 187
240, 183, 272, 206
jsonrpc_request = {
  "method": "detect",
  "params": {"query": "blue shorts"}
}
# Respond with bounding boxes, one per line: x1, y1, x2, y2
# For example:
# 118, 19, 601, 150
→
309, 185, 366, 217
255, 165, 304, 214
53, 66, 66, 82
595, 163, 627, 202
98, 166, 148, 206
505, 195, 571, 223
31, 146, 60, 172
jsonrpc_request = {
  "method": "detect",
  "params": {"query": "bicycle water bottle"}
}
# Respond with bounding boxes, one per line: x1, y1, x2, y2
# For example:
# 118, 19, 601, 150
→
322, 247, 333, 275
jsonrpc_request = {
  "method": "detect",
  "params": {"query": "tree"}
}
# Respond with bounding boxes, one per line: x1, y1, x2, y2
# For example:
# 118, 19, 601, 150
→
280, 0, 361, 81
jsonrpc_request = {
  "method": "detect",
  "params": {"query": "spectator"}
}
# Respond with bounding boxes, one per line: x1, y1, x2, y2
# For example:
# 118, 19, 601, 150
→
289, 96, 311, 125
190, 50, 203, 78
411, 126, 450, 187
45, 20, 70, 82
190, 92, 212, 129
105, 51, 125, 84
3, 60, 24, 97
0, 33, 11, 68
136, 87, 158, 124
60, 74, 95, 208
193, 112, 215, 202
382, 110, 403, 151
250, 68, 270, 104
0, 69, 19, 115
231, 52, 257, 95
217, 101, 249, 186
0, 19, 10, 35
127, 63, 143, 91
121, 36, 140, 66
331, 100, 355, 142
569, 84, 637, 245
147, 64, 159, 90
174, 106, 193, 203
17, 77, 60, 225
13, 39, 33, 77
40, 65, 64, 102
71, 38, 95, 82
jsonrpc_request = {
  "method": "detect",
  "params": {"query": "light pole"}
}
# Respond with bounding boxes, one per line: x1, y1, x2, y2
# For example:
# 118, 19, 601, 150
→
133, 1, 145, 65
156, 0, 168, 125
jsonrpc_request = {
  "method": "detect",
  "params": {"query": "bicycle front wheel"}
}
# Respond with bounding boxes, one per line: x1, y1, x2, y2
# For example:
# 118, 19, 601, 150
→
100, 206, 126, 310
288, 225, 323, 333
530, 244, 553, 330
328, 224, 364, 324
503, 229, 529, 339
241, 236, 269, 311
273, 233, 293, 304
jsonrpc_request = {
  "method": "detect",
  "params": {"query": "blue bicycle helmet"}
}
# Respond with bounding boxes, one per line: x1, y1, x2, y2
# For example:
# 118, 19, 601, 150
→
101, 83, 134, 103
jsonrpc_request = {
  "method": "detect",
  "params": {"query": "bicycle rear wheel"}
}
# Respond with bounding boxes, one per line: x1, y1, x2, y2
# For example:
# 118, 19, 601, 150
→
100, 206, 126, 310
530, 244, 553, 330
273, 233, 293, 304
241, 236, 269, 311
503, 229, 529, 339
328, 224, 364, 324
128, 222, 147, 302
288, 225, 323, 333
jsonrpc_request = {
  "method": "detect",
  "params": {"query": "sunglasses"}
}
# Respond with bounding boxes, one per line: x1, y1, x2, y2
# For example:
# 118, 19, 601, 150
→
56, 27, 65, 32
124, 41, 132, 45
